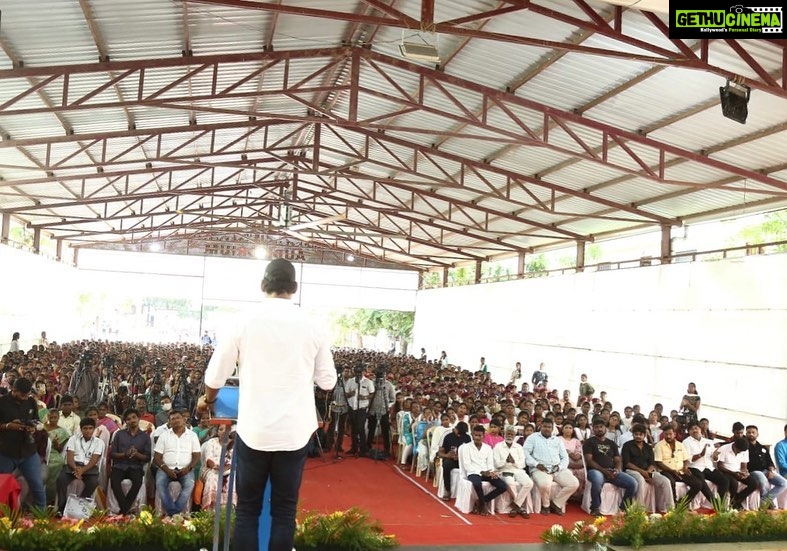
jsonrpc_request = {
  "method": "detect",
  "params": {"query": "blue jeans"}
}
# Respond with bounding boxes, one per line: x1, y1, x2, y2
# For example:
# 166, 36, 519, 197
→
155, 468, 194, 516
587, 469, 638, 511
750, 470, 787, 501
0, 453, 45, 510
233, 436, 308, 551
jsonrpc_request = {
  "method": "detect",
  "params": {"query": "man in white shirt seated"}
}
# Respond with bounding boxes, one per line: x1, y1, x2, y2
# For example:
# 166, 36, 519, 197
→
57, 395, 81, 437
458, 425, 508, 515
56, 417, 105, 515
716, 437, 758, 510
153, 409, 201, 516
493, 425, 533, 518
684, 421, 730, 502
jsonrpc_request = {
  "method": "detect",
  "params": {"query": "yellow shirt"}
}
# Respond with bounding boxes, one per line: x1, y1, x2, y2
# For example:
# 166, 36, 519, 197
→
58, 412, 81, 437
654, 439, 688, 471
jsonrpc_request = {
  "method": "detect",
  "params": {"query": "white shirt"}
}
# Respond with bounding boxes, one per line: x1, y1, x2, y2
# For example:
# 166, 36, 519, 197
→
205, 296, 337, 452
66, 434, 105, 464
684, 436, 716, 471
716, 442, 748, 473
344, 376, 375, 410
458, 441, 494, 477
58, 412, 81, 437
493, 440, 526, 471
154, 428, 201, 469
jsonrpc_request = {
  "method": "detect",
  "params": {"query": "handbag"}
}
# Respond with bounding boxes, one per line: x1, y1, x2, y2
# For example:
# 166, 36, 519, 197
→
63, 494, 95, 519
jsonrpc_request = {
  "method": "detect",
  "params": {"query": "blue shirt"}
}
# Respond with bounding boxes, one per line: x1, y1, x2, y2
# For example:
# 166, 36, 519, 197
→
111, 428, 152, 470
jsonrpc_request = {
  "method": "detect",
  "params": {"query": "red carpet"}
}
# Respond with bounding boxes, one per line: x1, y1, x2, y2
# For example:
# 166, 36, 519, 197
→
299, 454, 593, 546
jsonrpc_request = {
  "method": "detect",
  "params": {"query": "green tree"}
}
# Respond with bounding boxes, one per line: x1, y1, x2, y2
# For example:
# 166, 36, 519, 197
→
526, 253, 547, 274
448, 266, 474, 286
421, 271, 441, 289
8, 226, 33, 249
734, 210, 787, 252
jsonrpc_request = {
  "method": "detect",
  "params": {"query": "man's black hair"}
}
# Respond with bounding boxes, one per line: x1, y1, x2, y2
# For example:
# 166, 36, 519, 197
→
455, 421, 468, 435
13, 377, 32, 393
79, 417, 96, 428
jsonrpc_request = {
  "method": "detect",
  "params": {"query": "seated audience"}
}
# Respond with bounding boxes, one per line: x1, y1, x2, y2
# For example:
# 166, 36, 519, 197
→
493, 425, 533, 518
438, 422, 470, 500
109, 408, 151, 515
716, 437, 758, 510
583, 418, 637, 516
57, 417, 105, 515
458, 425, 508, 516
200, 424, 237, 511
153, 409, 200, 516
57, 395, 81, 436
622, 423, 673, 513
654, 425, 714, 507
745, 425, 786, 508
684, 422, 730, 503
776, 424, 787, 478
523, 418, 579, 515
559, 421, 585, 500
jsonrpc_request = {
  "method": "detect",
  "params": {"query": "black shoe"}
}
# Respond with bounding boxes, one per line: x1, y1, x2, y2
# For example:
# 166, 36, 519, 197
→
590, 508, 602, 517
549, 503, 565, 516
540, 507, 550, 515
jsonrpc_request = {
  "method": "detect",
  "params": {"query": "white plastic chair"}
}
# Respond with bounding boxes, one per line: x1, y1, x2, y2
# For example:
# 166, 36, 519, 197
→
454, 457, 497, 515
580, 458, 625, 515
437, 467, 460, 499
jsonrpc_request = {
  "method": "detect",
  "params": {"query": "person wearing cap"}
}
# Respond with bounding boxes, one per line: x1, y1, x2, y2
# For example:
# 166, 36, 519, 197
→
199, 258, 336, 551
493, 425, 533, 518
0, 377, 47, 509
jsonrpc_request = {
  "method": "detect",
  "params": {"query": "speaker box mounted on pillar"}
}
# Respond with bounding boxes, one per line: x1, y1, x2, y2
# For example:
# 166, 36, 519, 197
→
719, 79, 751, 124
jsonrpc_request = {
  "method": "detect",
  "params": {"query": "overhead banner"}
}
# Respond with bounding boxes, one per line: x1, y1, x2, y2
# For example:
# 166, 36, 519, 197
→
669, 3, 785, 38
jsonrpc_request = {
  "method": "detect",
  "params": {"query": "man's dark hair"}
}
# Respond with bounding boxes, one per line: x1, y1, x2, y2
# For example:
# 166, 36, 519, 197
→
60, 394, 74, 405
122, 408, 138, 421
745, 424, 758, 432
79, 417, 96, 428
591, 416, 607, 427
455, 421, 468, 435
733, 437, 749, 452
262, 258, 298, 295
13, 377, 32, 393
11, 332, 19, 340
85, 405, 98, 415
686, 421, 700, 430
732, 421, 745, 432
632, 414, 647, 424
540, 418, 553, 426
630, 423, 647, 434
472, 424, 485, 434
168, 408, 185, 417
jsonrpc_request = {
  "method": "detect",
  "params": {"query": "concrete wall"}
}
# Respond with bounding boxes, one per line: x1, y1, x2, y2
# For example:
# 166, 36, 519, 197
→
413, 253, 787, 446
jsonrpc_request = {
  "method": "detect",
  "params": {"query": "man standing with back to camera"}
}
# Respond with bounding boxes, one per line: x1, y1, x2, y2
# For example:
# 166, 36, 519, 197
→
199, 258, 337, 551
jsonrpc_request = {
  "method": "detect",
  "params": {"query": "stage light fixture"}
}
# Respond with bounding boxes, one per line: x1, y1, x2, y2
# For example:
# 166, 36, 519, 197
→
254, 246, 267, 259
346, 254, 355, 262
719, 79, 751, 124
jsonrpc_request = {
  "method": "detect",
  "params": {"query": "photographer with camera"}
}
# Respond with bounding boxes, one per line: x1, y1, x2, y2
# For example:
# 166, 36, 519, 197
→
366, 365, 396, 458
345, 363, 374, 456
0, 378, 46, 509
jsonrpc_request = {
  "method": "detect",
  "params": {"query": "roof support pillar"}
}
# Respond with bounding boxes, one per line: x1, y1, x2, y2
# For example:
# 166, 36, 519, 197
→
56, 239, 63, 261
32, 228, 41, 253
475, 259, 482, 284
442, 267, 449, 287
517, 251, 526, 277
661, 224, 672, 264
575, 240, 586, 273
0, 213, 9, 244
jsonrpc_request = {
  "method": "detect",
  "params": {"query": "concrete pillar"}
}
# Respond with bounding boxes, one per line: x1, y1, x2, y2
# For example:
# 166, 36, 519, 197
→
0, 213, 9, 243
517, 251, 526, 277
442, 267, 449, 287
475, 260, 482, 284
576, 240, 586, 273
56, 239, 63, 261
72, 247, 79, 267
661, 224, 672, 264
33, 228, 41, 253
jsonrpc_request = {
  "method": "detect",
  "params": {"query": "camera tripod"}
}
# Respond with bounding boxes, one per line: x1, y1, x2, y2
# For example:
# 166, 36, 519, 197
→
327, 371, 349, 460
365, 375, 391, 462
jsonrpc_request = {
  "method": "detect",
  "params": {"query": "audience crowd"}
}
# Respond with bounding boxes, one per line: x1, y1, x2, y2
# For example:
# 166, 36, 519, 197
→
1, 336, 786, 521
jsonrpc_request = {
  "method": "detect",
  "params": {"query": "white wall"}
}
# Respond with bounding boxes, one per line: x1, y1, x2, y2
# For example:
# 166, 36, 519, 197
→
413, 253, 787, 446
0, 245, 81, 350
